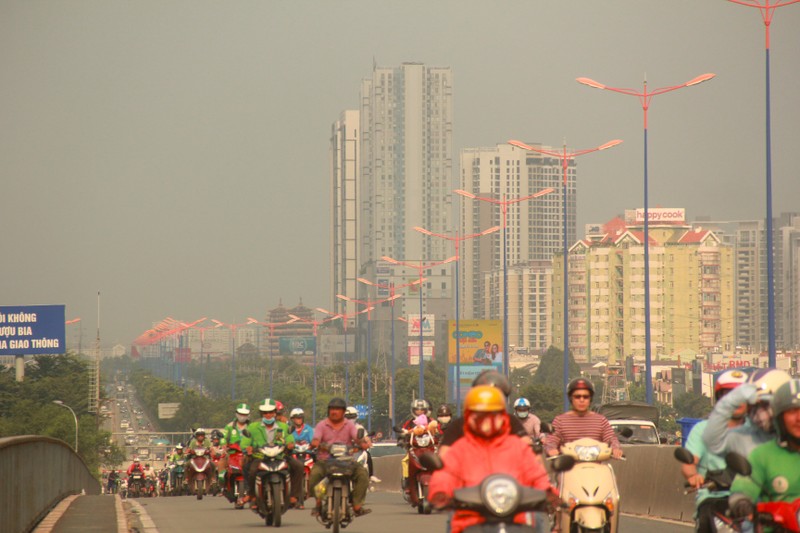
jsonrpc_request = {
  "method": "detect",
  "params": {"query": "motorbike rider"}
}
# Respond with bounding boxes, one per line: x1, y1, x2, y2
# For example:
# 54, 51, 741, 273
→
241, 398, 305, 510
143, 463, 157, 496
290, 408, 314, 445
345, 406, 379, 483
168, 444, 186, 489
682, 369, 748, 533
127, 457, 145, 476
429, 385, 556, 533
513, 397, 541, 439
729, 379, 800, 526
703, 369, 792, 458
185, 428, 214, 493
107, 469, 119, 494
545, 378, 623, 459
224, 403, 250, 504
434, 404, 453, 435
398, 399, 434, 495
275, 401, 288, 425
210, 429, 227, 493
309, 397, 371, 517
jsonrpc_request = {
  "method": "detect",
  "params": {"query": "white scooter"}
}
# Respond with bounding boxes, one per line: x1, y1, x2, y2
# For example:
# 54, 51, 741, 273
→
557, 438, 621, 533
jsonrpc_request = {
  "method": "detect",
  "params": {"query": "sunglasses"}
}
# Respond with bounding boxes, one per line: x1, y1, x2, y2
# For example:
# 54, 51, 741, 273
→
572, 394, 591, 400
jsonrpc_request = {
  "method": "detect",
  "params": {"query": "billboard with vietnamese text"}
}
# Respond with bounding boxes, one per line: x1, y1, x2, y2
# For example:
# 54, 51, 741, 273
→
279, 336, 316, 355
0, 305, 66, 356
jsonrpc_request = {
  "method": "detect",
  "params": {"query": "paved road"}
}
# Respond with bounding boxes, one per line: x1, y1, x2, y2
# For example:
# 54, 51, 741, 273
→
130, 491, 691, 532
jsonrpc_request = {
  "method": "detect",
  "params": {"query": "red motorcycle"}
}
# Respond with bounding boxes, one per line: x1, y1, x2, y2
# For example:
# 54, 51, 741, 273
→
188, 447, 213, 500
755, 499, 800, 532
225, 443, 246, 508
406, 429, 437, 514
292, 442, 316, 502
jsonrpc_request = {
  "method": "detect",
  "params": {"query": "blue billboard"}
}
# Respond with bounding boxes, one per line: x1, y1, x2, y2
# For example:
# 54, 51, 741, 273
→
0, 305, 66, 355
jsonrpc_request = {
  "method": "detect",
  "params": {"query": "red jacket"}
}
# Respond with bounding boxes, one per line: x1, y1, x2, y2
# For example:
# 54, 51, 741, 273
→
127, 463, 145, 476
429, 415, 552, 533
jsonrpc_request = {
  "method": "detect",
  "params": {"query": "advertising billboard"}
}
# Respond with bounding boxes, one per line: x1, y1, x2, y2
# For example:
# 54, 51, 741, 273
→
0, 305, 66, 356
447, 319, 504, 403
407, 314, 435, 336
408, 340, 435, 365
279, 336, 316, 355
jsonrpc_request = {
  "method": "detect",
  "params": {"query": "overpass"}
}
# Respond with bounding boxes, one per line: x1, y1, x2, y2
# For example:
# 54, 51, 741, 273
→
3, 437, 693, 533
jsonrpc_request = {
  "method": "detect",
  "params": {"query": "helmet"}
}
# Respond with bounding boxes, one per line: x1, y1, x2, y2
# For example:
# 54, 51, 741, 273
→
772, 379, 800, 446
133, 458, 140, 463
328, 397, 346, 410
290, 408, 305, 419
345, 406, 358, 420
714, 369, 749, 400
411, 399, 430, 415
210, 429, 223, 440
235, 403, 251, 415
513, 398, 531, 409
145, 463, 150, 468
275, 401, 284, 414
464, 385, 506, 413
436, 404, 453, 417
748, 369, 791, 403
259, 398, 278, 413
567, 378, 595, 398
175, 444, 183, 451
194, 428, 206, 437
472, 370, 511, 396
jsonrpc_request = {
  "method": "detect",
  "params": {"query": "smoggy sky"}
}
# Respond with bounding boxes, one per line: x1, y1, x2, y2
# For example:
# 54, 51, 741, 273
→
2, 1, 799, 347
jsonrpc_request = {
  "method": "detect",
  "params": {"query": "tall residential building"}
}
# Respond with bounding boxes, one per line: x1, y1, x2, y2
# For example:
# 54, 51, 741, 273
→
460, 143, 572, 320
554, 210, 735, 363
330, 110, 361, 319
778, 214, 800, 349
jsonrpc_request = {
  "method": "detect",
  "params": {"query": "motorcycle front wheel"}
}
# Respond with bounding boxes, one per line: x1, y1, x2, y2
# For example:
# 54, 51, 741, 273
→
196, 479, 205, 500
331, 486, 342, 533
271, 482, 283, 527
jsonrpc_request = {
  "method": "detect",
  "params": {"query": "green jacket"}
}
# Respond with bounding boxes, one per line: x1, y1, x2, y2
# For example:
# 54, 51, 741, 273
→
224, 420, 248, 447
242, 420, 294, 457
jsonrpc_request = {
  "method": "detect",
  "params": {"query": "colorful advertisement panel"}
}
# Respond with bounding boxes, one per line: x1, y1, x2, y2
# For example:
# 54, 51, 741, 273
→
407, 314, 435, 336
407, 341, 435, 365
447, 319, 504, 404
0, 305, 66, 355
278, 336, 316, 355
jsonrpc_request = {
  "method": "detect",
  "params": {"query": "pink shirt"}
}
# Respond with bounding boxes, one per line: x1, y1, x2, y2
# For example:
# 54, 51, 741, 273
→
313, 419, 358, 460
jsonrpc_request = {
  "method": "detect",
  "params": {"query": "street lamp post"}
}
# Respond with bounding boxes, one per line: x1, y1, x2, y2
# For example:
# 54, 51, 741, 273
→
413, 225, 501, 412
727, 0, 800, 367
381, 255, 459, 400
211, 319, 251, 401
508, 140, 622, 409
53, 400, 78, 453
577, 73, 714, 404
454, 189, 553, 379
356, 278, 426, 428
336, 294, 401, 431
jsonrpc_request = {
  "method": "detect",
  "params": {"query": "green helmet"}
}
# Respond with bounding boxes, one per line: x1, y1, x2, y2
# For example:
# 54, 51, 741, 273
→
235, 403, 251, 416
259, 398, 277, 413
772, 379, 800, 447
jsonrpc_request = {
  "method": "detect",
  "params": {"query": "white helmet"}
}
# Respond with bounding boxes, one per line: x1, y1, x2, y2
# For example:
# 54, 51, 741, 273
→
290, 408, 305, 419
235, 403, 251, 416
345, 406, 358, 420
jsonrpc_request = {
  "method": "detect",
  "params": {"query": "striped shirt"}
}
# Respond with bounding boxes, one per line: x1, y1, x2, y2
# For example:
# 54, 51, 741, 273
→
544, 411, 621, 455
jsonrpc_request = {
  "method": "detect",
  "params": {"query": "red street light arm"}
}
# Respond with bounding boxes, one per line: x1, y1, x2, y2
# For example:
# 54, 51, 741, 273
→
509, 139, 623, 158
413, 225, 501, 241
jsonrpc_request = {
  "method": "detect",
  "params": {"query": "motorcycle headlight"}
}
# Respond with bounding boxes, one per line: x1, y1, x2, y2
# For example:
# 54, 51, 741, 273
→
262, 445, 283, 458
481, 477, 520, 517
330, 444, 348, 457
295, 443, 309, 453
574, 445, 601, 462
195, 449, 205, 456
416, 434, 432, 447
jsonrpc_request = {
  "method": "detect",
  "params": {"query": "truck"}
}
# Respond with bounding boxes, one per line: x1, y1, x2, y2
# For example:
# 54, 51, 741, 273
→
597, 401, 662, 444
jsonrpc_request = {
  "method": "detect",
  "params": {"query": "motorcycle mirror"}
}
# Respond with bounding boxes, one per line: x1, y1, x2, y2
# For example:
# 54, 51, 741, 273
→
673, 447, 695, 465
725, 452, 752, 477
241, 429, 251, 438
550, 455, 575, 473
357, 428, 365, 440
539, 421, 553, 434
419, 452, 443, 471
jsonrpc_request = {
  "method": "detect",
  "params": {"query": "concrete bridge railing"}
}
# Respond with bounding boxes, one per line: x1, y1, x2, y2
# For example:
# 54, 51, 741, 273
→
0, 436, 100, 533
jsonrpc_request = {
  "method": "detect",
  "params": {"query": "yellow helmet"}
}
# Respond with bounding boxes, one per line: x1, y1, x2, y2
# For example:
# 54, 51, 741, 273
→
464, 385, 506, 413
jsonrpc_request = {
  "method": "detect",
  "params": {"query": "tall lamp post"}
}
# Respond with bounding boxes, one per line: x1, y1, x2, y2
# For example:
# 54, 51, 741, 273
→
727, 0, 799, 367
381, 255, 458, 399
413, 225, 501, 412
454, 188, 553, 379
288, 312, 340, 425
246, 318, 298, 397
355, 278, 425, 428
508, 139, 622, 409
336, 293, 401, 431
53, 400, 78, 453
211, 319, 251, 400
577, 73, 715, 404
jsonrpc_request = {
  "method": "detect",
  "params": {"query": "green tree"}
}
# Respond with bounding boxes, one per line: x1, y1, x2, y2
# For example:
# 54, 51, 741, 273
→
532, 346, 581, 385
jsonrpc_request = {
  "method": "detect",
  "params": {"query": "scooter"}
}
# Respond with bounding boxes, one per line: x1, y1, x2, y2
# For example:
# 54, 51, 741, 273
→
292, 442, 315, 502
189, 447, 213, 500
225, 443, 246, 508
674, 447, 738, 533
407, 430, 437, 514
420, 452, 575, 532
557, 438, 622, 533
253, 443, 290, 527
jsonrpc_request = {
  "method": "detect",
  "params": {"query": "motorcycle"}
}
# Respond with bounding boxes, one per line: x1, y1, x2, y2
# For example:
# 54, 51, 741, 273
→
225, 443, 246, 508
557, 438, 622, 533
128, 471, 145, 498
674, 447, 738, 533
189, 447, 213, 500
144, 477, 157, 497
171, 458, 186, 496
292, 442, 316, 503
727, 452, 800, 533
420, 451, 575, 532
407, 429, 437, 514
253, 443, 290, 527
316, 441, 364, 533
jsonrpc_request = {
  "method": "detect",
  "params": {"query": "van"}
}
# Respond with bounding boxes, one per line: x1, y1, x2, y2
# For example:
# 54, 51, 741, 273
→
597, 401, 663, 445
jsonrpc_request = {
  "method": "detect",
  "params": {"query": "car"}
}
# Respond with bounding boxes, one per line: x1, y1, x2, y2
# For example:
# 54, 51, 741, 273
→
597, 400, 663, 445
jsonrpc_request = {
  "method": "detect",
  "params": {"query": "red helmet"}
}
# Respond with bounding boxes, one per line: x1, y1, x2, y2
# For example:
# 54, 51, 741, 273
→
714, 369, 748, 400
275, 400, 284, 414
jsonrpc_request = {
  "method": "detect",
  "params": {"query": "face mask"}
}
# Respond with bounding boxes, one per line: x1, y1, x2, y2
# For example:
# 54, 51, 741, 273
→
750, 405, 773, 432
516, 410, 530, 419
262, 416, 276, 426
438, 416, 451, 425
236, 414, 248, 423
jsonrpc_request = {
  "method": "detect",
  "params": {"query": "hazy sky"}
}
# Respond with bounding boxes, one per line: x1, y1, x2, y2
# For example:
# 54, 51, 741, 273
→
2, 1, 799, 347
